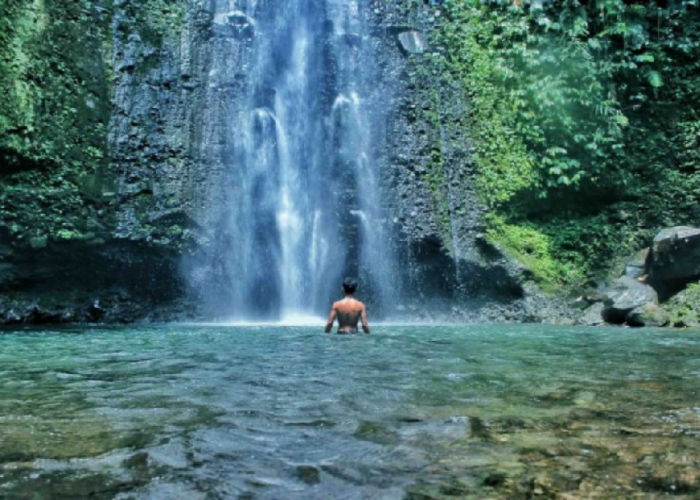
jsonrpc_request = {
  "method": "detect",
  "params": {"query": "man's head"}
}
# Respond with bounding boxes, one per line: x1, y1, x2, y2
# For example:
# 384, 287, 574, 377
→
342, 277, 358, 295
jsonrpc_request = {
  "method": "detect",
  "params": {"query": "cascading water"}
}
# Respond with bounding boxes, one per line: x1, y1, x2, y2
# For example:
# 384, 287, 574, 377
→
196, 0, 396, 320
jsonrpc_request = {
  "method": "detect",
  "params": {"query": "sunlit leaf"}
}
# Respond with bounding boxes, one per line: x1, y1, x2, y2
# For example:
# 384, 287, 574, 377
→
648, 71, 663, 88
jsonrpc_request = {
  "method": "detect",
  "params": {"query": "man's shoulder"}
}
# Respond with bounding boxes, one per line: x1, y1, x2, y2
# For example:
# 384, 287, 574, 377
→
334, 300, 364, 308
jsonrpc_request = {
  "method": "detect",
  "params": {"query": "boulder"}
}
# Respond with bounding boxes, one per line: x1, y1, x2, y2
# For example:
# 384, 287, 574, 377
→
602, 276, 658, 324
398, 31, 427, 55
578, 302, 605, 326
626, 303, 669, 327
648, 226, 700, 294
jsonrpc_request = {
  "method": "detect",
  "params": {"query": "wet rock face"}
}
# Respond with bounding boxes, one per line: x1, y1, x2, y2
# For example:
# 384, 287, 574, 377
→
1, 0, 210, 324
364, 3, 554, 321
114, 0, 563, 323
109, 1, 215, 243
0, 241, 191, 325
109, 0, 540, 322
1, 1, 561, 324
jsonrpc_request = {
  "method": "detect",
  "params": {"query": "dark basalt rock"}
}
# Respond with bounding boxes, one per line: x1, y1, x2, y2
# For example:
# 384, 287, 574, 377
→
0, 240, 192, 326
648, 226, 700, 298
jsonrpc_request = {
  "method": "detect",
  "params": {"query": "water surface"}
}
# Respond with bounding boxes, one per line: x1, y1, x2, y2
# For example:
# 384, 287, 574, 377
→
1, 325, 699, 499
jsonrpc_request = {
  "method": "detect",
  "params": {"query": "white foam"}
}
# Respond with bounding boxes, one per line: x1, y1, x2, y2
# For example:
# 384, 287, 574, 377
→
186, 314, 325, 328
280, 313, 325, 326
181, 318, 469, 329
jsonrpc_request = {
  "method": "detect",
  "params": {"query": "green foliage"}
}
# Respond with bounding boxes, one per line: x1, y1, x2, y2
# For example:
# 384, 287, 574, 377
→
0, 0, 112, 170
486, 214, 583, 289
536, 210, 649, 280
0, 0, 114, 245
117, 0, 186, 47
423, 88, 454, 248
430, 7, 537, 208
0, 0, 44, 153
432, 0, 648, 204
407, 60, 455, 248
0, 0, 188, 247
426, 0, 700, 289
665, 283, 700, 327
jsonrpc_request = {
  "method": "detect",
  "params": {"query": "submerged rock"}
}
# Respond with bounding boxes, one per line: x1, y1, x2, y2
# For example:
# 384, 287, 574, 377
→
295, 465, 321, 485
603, 276, 658, 324
354, 421, 399, 445
123, 452, 150, 469
469, 416, 492, 441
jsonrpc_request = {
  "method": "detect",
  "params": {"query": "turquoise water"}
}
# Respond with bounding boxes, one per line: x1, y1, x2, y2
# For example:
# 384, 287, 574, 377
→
1, 325, 700, 499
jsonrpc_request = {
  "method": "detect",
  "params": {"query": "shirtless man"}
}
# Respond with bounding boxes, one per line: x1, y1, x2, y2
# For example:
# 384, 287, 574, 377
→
324, 278, 370, 334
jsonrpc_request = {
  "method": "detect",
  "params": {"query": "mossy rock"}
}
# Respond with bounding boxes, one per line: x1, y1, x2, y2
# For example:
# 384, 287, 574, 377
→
665, 284, 700, 327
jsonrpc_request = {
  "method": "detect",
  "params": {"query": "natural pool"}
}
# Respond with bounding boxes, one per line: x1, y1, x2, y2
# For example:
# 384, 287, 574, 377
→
1, 324, 699, 499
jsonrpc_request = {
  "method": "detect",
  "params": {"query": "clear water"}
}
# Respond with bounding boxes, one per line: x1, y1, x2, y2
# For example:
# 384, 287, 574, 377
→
1, 325, 700, 499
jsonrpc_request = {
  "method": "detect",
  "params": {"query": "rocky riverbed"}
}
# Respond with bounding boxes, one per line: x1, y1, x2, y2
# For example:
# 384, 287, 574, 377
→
2, 324, 700, 499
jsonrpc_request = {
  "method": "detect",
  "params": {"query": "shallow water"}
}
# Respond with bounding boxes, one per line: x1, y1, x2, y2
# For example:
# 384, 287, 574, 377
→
1, 324, 700, 499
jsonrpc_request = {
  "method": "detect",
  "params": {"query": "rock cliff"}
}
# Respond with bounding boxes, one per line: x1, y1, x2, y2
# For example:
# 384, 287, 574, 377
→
0, 0, 563, 324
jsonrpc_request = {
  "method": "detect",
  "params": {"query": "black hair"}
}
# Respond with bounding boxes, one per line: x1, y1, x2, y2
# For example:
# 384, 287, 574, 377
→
342, 277, 358, 294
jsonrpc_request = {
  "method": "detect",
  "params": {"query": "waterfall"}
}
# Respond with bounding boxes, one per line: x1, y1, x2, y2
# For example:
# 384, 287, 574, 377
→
198, 0, 394, 320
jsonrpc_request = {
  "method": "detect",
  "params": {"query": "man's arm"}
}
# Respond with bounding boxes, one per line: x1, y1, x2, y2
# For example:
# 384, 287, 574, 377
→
324, 306, 337, 333
361, 304, 370, 334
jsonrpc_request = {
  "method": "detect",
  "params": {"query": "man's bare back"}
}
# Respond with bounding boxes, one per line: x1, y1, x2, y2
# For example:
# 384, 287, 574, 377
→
324, 279, 370, 334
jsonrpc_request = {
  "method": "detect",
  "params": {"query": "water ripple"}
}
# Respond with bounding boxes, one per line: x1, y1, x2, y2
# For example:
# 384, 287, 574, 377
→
1, 324, 700, 498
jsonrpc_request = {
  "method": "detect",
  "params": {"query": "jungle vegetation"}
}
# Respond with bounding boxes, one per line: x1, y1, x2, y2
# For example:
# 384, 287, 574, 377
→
2, 0, 699, 295
430, 0, 700, 288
